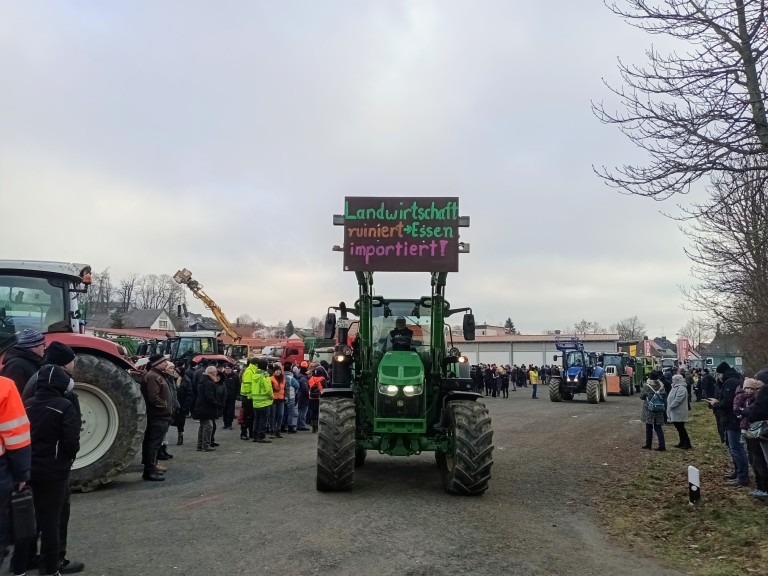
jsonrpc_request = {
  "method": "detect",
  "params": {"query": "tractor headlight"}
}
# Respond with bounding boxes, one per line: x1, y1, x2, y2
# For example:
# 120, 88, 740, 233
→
335, 355, 346, 362
378, 384, 399, 396
402, 385, 423, 397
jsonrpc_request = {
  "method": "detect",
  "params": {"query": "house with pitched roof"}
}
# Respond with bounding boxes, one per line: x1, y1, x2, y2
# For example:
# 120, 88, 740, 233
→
86, 308, 182, 332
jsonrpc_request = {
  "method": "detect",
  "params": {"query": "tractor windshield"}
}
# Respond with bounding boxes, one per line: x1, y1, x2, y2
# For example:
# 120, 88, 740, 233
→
0, 275, 68, 350
172, 336, 217, 359
602, 354, 622, 366
371, 299, 431, 366
566, 351, 584, 367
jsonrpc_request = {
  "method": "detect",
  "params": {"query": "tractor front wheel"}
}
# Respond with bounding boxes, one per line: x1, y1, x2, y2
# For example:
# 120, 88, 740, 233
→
619, 376, 632, 396
439, 401, 493, 495
586, 379, 600, 404
316, 397, 356, 491
599, 376, 608, 402
548, 378, 562, 402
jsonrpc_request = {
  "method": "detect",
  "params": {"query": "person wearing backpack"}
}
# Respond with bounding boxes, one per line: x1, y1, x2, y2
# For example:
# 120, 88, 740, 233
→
640, 371, 667, 451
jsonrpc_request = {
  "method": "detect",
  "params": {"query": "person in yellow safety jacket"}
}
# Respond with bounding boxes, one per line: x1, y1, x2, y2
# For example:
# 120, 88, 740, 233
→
239, 359, 258, 440
250, 358, 274, 443
0, 375, 31, 565
530, 368, 540, 399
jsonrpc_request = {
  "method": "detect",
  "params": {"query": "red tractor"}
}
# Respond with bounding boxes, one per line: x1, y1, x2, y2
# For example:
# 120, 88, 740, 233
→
0, 260, 145, 492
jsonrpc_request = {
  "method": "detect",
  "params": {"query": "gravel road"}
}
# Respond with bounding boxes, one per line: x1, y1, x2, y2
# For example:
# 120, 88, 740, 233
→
68, 393, 684, 576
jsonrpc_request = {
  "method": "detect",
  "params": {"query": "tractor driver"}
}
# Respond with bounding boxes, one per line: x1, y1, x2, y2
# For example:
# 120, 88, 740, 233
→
388, 317, 414, 352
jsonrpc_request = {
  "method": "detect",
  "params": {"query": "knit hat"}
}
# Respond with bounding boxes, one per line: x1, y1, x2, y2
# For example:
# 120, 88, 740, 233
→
754, 368, 768, 385
17, 328, 45, 349
716, 361, 730, 374
148, 354, 166, 367
44, 341, 76, 366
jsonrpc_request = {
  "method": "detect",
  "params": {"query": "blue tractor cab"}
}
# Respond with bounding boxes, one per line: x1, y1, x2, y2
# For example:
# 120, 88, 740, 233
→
549, 337, 606, 404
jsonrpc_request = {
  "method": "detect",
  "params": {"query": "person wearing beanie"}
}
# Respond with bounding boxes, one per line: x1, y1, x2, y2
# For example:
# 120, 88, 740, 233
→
0, 329, 45, 395
17, 343, 84, 574
13, 365, 80, 576
708, 362, 749, 486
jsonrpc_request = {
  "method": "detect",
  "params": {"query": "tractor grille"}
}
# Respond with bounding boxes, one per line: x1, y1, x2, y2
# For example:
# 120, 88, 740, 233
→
378, 393, 422, 419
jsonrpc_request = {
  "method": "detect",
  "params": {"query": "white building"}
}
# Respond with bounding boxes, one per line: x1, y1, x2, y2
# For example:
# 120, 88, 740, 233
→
453, 333, 620, 366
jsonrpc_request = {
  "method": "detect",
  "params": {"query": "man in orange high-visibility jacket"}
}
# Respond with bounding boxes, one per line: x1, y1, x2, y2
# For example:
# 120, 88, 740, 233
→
0, 375, 31, 567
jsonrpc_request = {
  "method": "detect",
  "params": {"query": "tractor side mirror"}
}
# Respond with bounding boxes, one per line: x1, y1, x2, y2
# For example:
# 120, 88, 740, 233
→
462, 313, 475, 341
324, 313, 337, 340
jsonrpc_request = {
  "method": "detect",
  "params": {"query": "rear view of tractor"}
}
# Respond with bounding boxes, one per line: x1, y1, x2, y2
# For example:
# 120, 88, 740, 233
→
0, 261, 145, 491
548, 337, 607, 404
600, 352, 635, 396
316, 197, 493, 495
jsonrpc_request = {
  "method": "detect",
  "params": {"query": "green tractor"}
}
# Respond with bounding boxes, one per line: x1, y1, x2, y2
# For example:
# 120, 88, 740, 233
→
318, 271, 493, 495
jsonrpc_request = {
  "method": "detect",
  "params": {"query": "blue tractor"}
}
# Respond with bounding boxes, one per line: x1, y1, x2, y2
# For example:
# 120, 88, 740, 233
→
548, 337, 607, 404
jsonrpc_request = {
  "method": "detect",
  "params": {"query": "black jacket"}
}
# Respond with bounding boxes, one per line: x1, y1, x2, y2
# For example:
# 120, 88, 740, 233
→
296, 372, 309, 406
747, 385, 768, 423
23, 365, 80, 482
222, 373, 240, 399
193, 375, 218, 420
714, 368, 744, 432
178, 370, 194, 413
0, 347, 42, 395
701, 374, 716, 399
23, 370, 82, 420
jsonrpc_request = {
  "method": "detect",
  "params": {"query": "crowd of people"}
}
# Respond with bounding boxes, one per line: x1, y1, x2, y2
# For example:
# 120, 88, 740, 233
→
137, 354, 331, 481
470, 364, 558, 399
638, 361, 768, 500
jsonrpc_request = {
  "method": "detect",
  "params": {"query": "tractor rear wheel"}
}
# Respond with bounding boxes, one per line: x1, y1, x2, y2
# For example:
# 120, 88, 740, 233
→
599, 376, 608, 402
69, 354, 146, 492
316, 397, 356, 491
586, 379, 600, 404
439, 401, 493, 495
548, 377, 562, 402
619, 376, 632, 396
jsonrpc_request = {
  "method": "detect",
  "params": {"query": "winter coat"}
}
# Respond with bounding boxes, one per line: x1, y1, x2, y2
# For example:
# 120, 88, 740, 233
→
700, 373, 716, 399
23, 370, 82, 420
250, 369, 274, 409
177, 370, 194, 413
141, 368, 174, 421
271, 374, 286, 401
241, 364, 258, 398
733, 387, 751, 431
285, 373, 299, 402
194, 374, 219, 420
164, 373, 180, 412
214, 377, 227, 417
747, 385, 768, 423
639, 380, 666, 426
296, 372, 310, 407
713, 368, 744, 432
223, 373, 241, 400
23, 365, 80, 482
666, 380, 690, 423
0, 346, 43, 395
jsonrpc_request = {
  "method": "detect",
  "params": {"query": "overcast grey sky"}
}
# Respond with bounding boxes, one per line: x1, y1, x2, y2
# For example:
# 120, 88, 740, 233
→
0, 1, 699, 338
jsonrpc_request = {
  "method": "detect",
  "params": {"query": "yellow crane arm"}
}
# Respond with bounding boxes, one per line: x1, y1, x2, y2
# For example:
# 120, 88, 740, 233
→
173, 269, 242, 343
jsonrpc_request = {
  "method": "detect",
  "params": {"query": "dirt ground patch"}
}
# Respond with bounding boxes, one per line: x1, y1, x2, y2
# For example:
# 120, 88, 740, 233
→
596, 402, 768, 576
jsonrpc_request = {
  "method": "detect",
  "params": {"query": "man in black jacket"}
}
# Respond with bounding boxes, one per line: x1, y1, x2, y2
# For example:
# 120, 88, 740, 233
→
221, 364, 240, 430
0, 329, 45, 395
709, 362, 749, 486
194, 367, 219, 451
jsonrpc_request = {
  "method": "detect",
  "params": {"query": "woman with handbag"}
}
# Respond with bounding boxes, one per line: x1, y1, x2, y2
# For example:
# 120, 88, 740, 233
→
745, 370, 768, 500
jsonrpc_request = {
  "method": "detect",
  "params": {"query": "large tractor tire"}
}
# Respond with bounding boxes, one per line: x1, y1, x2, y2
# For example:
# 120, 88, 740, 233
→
316, 397, 356, 491
69, 354, 146, 492
586, 379, 600, 404
619, 376, 632, 396
548, 377, 562, 402
599, 376, 608, 402
438, 400, 493, 495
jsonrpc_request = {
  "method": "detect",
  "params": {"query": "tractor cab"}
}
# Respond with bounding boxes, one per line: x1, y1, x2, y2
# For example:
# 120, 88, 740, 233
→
0, 261, 91, 353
